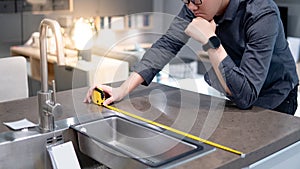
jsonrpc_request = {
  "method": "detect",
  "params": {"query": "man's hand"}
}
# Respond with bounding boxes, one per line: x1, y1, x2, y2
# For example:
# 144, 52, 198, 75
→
83, 85, 125, 106
83, 72, 144, 106
184, 17, 217, 44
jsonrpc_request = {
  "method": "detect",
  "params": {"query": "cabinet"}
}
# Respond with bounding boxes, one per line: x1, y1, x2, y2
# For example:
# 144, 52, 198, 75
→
127, 0, 153, 14
0, 0, 23, 13
72, 0, 152, 17
54, 65, 87, 91
275, 0, 300, 37
0, 13, 22, 56
22, 0, 72, 12
0, 0, 72, 13
0, 0, 16, 13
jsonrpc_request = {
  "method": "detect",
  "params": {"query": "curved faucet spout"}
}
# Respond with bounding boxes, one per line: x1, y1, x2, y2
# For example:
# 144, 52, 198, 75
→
38, 18, 65, 132
39, 19, 65, 92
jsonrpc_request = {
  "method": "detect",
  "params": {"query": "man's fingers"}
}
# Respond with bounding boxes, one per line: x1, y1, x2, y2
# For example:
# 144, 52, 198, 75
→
83, 86, 97, 103
98, 85, 112, 94
103, 97, 114, 106
83, 85, 114, 105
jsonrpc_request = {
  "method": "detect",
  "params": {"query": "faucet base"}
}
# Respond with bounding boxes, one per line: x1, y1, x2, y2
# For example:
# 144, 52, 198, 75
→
38, 90, 55, 132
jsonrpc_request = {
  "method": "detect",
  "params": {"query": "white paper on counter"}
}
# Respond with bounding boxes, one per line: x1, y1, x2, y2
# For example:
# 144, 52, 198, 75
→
3, 118, 37, 130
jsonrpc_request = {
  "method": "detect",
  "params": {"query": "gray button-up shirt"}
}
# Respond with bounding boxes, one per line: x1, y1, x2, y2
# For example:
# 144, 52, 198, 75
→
133, 0, 299, 110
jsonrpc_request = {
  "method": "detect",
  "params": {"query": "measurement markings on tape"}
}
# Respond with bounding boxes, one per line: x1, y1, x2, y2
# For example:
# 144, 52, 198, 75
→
92, 88, 245, 158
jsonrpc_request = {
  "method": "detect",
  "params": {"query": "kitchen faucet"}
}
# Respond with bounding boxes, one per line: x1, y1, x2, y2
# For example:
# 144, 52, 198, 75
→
38, 19, 65, 132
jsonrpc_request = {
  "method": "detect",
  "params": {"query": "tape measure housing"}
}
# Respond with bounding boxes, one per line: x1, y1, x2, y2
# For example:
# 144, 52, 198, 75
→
92, 88, 105, 105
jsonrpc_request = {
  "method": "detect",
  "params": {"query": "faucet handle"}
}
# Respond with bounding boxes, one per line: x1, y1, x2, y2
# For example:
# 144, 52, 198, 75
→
51, 80, 57, 104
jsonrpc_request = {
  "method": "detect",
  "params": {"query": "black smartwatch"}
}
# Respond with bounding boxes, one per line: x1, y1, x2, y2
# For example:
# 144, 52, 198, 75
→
202, 36, 221, 51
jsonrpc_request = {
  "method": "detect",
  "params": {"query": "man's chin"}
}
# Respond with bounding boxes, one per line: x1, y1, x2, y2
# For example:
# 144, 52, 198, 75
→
194, 14, 212, 21
196, 16, 213, 22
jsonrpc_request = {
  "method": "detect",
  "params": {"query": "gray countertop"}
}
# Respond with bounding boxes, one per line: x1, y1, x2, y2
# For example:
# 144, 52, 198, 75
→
1, 82, 300, 169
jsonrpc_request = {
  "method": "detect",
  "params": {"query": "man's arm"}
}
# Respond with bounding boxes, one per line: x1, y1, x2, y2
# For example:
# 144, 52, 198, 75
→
83, 72, 144, 105
132, 5, 193, 85
102, 72, 144, 105
185, 10, 280, 109
84, 6, 194, 104
184, 18, 232, 95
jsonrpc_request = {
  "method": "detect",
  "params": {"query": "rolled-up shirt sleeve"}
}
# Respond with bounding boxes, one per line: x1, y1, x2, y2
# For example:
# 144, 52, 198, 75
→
132, 6, 194, 85
206, 10, 279, 109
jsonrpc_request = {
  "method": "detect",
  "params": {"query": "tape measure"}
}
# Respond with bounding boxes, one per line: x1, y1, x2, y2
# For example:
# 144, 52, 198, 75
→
92, 87, 106, 105
92, 88, 245, 158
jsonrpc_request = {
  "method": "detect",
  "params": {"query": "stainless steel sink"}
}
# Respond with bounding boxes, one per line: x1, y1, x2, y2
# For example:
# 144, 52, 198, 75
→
0, 118, 105, 169
72, 115, 215, 168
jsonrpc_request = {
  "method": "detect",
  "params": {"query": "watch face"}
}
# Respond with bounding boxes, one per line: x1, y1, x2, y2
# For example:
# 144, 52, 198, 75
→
203, 36, 221, 51
210, 36, 221, 49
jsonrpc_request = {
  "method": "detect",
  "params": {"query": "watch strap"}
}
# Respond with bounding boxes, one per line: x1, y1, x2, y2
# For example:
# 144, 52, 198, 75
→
202, 41, 211, 52
202, 36, 221, 52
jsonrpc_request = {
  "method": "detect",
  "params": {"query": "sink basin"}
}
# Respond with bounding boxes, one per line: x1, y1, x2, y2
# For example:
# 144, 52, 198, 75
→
0, 118, 105, 169
72, 115, 215, 168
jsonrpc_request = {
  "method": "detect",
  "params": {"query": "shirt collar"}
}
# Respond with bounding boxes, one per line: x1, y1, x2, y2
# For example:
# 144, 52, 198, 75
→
214, 0, 243, 24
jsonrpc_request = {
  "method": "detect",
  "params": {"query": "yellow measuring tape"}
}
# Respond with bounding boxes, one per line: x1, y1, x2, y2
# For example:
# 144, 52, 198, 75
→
92, 88, 245, 158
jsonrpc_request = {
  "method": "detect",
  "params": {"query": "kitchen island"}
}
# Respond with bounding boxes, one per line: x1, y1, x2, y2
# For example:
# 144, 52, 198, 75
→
1, 82, 300, 168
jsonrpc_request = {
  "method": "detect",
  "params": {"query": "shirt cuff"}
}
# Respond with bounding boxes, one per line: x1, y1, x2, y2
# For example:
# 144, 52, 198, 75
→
204, 55, 235, 95
204, 68, 226, 94
132, 64, 160, 86
218, 55, 239, 100
218, 55, 235, 78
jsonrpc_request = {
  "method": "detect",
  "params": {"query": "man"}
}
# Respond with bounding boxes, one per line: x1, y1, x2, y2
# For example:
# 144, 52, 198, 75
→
85, 0, 299, 115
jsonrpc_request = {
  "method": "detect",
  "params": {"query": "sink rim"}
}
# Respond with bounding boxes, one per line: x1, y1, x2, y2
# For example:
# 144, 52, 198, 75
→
71, 115, 215, 167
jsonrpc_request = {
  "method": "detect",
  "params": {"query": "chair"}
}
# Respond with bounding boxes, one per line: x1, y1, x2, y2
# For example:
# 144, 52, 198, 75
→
0, 56, 29, 103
